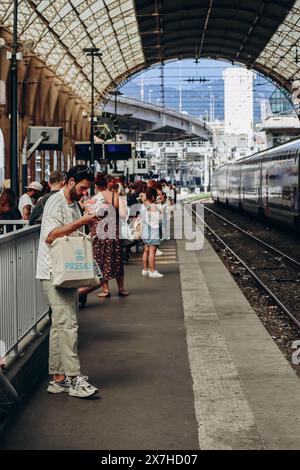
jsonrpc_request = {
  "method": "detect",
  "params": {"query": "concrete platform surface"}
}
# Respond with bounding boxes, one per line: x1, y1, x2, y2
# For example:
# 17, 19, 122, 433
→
1, 234, 300, 450
0, 240, 198, 450
180, 236, 300, 450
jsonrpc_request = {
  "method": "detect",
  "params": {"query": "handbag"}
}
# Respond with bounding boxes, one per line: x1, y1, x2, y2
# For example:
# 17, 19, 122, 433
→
50, 234, 100, 288
132, 216, 142, 240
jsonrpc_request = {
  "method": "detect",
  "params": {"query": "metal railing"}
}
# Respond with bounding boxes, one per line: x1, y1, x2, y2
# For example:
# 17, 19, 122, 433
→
0, 220, 30, 235
0, 225, 49, 358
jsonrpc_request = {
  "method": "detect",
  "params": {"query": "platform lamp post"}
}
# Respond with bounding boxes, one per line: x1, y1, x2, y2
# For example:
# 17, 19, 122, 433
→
112, 90, 123, 143
83, 47, 102, 194
124, 113, 133, 141
131, 125, 139, 179
9, 0, 20, 196
111, 90, 123, 117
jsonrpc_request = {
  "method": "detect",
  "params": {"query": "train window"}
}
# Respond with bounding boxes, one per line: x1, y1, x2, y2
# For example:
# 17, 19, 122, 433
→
282, 187, 291, 200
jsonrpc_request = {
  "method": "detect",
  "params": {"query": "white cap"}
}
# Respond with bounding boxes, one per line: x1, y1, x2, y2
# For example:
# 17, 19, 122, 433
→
26, 181, 43, 192
2, 179, 11, 189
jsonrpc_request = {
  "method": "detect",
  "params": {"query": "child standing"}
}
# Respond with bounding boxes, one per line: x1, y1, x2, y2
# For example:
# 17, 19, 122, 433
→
141, 187, 164, 278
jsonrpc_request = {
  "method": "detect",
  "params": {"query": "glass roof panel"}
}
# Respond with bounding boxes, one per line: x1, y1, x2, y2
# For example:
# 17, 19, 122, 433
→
0, 0, 145, 102
36, 1, 48, 13
256, 0, 300, 87
2, 0, 298, 102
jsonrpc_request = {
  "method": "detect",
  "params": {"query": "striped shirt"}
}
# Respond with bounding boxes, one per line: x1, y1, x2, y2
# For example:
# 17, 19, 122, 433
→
36, 188, 82, 280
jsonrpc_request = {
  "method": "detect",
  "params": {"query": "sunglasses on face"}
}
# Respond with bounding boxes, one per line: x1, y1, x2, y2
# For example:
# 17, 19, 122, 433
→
75, 167, 94, 176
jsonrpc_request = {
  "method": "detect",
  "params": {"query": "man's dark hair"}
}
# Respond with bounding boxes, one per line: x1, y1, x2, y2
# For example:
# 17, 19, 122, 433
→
49, 170, 63, 185
66, 165, 94, 184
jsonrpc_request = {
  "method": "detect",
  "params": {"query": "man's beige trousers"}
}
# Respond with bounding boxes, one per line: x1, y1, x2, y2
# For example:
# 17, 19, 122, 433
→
42, 278, 81, 376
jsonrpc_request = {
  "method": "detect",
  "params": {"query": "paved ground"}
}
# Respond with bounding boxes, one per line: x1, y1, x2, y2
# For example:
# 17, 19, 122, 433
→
0, 240, 199, 450
2, 229, 300, 450
176, 205, 300, 450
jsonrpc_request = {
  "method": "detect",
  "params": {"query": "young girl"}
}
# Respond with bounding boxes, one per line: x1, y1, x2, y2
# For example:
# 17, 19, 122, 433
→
141, 187, 164, 278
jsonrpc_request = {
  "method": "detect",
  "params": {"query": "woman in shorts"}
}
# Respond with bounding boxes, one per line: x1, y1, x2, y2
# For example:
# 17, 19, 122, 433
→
141, 187, 164, 278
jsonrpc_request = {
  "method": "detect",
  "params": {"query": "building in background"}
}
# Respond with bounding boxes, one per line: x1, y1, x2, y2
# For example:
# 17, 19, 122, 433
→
257, 88, 299, 147
136, 140, 212, 190
260, 99, 272, 123
269, 88, 292, 115
223, 68, 254, 146
258, 115, 300, 147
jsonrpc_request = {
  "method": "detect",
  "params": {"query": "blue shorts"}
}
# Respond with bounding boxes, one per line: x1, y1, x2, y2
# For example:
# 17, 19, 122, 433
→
143, 239, 160, 246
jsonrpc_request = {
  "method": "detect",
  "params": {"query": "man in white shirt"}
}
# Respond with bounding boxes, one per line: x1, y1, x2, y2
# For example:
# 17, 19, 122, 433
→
18, 181, 43, 220
36, 165, 98, 399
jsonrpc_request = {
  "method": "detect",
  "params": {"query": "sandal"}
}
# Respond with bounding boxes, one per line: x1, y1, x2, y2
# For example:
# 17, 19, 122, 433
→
98, 291, 111, 298
118, 290, 129, 297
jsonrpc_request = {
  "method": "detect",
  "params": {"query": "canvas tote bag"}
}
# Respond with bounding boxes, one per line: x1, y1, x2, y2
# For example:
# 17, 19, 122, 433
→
50, 234, 100, 288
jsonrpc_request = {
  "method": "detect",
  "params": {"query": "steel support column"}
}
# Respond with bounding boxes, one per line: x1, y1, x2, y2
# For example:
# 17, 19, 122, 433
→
10, 0, 19, 196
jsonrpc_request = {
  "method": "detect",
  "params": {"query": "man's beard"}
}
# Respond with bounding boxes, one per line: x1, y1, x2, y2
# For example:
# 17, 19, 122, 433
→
69, 185, 81, 202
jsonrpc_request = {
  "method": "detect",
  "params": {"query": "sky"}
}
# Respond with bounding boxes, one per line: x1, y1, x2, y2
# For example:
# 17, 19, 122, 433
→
120, 59, 290, 122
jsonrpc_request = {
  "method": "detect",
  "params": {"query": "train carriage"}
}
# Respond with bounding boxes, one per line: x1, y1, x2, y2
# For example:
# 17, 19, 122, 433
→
211, 138, 300, 229
227, 163, 241, 207
240, 155, 262, 214
211, 165, 228, 203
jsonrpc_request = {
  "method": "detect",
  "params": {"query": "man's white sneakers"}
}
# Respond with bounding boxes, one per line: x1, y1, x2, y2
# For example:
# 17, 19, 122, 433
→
47, 377, 71, 394
142, 269, 149, 275
47, 375, 98, 398
69, 376, 98, 398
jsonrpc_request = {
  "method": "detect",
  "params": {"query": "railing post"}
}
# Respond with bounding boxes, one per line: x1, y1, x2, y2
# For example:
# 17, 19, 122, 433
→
13, 242, 19, 356
32, 234, 38, 336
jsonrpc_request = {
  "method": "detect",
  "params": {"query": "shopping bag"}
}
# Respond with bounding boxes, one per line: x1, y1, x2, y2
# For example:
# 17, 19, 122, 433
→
50, 235, 99, 288
132, 216, 142, 240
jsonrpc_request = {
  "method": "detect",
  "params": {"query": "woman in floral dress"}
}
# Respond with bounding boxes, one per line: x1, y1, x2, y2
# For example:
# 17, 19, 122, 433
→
88, 174, 128, 298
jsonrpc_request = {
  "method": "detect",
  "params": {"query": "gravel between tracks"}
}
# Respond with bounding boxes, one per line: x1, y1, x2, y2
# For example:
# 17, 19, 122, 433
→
198, 201, 300, 377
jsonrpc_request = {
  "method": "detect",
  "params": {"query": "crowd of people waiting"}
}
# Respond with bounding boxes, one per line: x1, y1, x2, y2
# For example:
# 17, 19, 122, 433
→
0, 166, 177, 398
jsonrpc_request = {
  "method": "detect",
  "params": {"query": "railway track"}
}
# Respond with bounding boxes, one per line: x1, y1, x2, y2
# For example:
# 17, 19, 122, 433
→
203, 204, 300, 270
186, 201, 300, 330
203, 201, 300, 263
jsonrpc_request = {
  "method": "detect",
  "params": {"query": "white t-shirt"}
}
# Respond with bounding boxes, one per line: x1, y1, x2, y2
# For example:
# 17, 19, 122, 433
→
18, 193, 34, 218
36, 188, 82, 280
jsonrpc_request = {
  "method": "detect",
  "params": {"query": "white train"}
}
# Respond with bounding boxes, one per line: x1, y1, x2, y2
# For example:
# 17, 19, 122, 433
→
211, 139, 300, 229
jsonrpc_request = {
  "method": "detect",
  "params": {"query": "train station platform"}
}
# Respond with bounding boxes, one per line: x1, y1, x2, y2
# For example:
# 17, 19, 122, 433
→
1, 235, 300, 450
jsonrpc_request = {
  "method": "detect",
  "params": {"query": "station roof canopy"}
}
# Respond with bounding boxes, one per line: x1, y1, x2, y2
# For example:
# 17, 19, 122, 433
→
0, 0, 299, 103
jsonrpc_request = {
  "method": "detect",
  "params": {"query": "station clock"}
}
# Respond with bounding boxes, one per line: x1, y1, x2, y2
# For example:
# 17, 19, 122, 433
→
94, 113, 119, 141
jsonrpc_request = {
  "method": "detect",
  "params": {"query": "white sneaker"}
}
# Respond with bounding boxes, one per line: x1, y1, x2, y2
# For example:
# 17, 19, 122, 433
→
69, 376, 98, 398
155, 249, 163, 256
149, 270, 164, 278
47, 376, 71, 394
142, 269, 149, 275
